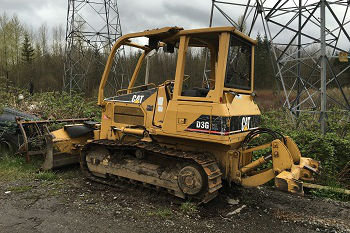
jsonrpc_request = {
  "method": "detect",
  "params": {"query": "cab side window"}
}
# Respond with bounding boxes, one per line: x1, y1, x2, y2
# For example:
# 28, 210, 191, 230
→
225, 34, 252, 90
180, 34, 219, 98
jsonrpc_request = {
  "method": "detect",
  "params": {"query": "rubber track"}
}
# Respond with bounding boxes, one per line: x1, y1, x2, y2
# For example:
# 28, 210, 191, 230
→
81, 139, 223, 203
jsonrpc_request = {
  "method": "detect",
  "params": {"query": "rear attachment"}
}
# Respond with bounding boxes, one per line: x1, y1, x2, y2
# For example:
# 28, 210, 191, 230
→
239, 128, 320, 195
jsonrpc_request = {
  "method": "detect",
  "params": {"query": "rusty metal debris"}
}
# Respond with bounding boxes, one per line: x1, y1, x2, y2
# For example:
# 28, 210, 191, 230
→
0, 107, 92, 168
16, 118, 91, 163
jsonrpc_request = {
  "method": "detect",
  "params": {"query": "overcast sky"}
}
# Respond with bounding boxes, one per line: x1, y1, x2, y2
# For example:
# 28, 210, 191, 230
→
1, 0, 349, 50
1, 0, 220, 33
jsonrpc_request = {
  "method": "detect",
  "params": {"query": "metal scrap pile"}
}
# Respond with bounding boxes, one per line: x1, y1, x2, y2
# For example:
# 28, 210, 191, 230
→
0, 107, 39, 154
0, 107, 91, 167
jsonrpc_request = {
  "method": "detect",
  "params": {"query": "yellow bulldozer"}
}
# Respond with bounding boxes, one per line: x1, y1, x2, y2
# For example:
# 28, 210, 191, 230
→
48, 26, 320, 203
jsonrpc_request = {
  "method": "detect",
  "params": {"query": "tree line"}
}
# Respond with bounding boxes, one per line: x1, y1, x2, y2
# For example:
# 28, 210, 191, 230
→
0, 12, 348, 98
0, 13, 65, 93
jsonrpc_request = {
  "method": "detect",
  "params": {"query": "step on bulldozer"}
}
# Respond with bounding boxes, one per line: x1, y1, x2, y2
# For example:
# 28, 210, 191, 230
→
76, 26, 320, 203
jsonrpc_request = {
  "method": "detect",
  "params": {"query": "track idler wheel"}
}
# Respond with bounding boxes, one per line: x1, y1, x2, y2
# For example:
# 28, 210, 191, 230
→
178, 165, 207, 196
135, 149, 145, 159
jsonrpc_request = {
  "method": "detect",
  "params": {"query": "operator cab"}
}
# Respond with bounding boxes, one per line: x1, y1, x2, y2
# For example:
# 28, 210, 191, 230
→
99, 27, 259, 140
179, 32, 253, 99
100, 26, 256, 105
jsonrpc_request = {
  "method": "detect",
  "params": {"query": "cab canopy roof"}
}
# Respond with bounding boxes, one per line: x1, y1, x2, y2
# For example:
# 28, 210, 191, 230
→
122, 26, 257, 45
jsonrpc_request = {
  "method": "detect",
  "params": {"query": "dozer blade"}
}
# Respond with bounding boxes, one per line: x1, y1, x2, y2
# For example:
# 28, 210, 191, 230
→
42, 124, 96, 170
42, 135, 80, 170
42, 135, 54, 170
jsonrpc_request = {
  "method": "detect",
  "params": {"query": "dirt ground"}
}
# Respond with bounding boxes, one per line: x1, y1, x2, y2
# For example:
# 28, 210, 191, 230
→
0, 166, 349, 233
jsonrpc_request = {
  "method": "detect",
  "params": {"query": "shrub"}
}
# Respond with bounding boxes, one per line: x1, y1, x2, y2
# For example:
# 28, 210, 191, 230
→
26, 91, 100, 120
0, 78, 101, 121
261, 108, 350, 187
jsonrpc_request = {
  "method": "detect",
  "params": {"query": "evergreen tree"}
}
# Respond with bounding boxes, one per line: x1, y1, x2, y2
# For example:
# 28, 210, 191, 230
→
255, 33, 275, 89
21, 33, 34, 63
21, 33, 35, 94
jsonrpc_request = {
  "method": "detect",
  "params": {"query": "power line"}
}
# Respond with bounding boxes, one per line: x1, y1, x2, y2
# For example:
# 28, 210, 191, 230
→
64, 0, 125, 94
209, 0, 350, 134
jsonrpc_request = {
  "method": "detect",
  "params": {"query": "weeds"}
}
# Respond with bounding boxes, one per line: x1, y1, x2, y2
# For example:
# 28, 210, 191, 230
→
147, 202, 198, 218
148, 208, 173, 218
0, 79, 101, 121
260, 109, 350, 188
8, 185, 32, 193
179, 202, 198, 215
0, 154, 38, 181
35, 171, 57, 181
27, 91, 100, 120
310, 188, 349, 202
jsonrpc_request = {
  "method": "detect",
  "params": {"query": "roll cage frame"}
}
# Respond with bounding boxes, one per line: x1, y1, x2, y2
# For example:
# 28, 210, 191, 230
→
98, 26, 256, 106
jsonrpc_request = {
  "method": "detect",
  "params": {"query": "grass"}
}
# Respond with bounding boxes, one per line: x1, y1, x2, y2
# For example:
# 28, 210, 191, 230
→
0, 153, 58, 182
310, 188, 349, 202
148, 208, 173, 218
35, 171, 57, 181
0, 153, 38, 181
179, 202, 198, 215
308, 179, 350, 202
255, 87, 350, 111
58, 166, 81, 179
8, 185, 33, 193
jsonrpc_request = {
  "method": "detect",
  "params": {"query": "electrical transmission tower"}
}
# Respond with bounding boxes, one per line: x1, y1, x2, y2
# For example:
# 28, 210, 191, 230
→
64, 0, 125, 94
208, 0, 350, 134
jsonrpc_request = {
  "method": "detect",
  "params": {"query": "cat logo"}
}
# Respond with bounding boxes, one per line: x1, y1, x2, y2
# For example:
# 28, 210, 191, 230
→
241, 116, 251, 131
131, 95, 144, 103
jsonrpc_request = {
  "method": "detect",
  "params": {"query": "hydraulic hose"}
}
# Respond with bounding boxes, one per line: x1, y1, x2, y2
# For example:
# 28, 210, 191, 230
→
241, 128, 286, 148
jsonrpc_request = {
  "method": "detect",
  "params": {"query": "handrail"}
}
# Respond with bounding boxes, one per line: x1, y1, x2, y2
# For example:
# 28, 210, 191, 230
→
116, 83, 156, 96
98, 27, 184, 106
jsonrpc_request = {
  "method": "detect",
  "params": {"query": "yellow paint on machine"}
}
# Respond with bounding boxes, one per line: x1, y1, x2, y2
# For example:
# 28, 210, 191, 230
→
74, 26, 320, 200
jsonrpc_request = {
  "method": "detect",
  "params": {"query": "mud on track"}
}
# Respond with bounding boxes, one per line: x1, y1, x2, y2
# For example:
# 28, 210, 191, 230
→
0, 168, 349, 233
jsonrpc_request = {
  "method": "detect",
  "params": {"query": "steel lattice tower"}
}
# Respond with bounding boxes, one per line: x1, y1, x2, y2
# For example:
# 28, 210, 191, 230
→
207, 0, 350, 134
64, 0, 125, 94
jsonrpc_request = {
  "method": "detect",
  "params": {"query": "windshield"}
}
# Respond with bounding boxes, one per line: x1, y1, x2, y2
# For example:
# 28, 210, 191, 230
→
224, 34, 252, 90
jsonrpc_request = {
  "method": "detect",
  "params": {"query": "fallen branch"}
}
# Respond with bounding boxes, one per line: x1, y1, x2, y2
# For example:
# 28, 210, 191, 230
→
303, 182, 350, 195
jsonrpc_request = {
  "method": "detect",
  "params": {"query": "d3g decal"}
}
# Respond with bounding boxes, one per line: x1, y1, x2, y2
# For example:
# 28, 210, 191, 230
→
131, 95, 144, 103
186, 114, 260, 135
241, 116, 251, 131
196, 121, 210, 130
